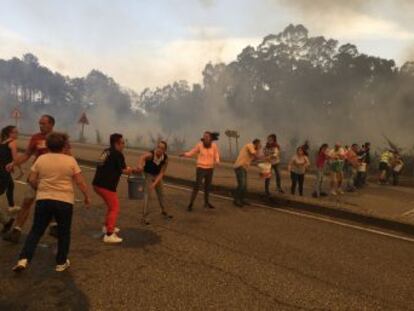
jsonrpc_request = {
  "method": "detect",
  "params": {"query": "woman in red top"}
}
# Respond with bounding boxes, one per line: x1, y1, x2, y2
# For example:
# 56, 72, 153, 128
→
312, 143, 329, 198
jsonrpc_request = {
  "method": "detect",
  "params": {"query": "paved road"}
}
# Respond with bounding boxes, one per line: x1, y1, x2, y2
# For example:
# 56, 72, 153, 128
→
0, 166, 414, 310
15, 137, 414, 225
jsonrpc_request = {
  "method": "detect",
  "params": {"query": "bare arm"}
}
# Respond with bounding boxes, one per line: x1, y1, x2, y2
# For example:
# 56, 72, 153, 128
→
214, 145, 220, 165
28, 171, 39, 189
11, 153, 31, 167
181, 144, 199, 158
73, 173, 91, 207
288, 157, 294, 172
153, 159, 168, 187
304, 156, 310, 169
136, 152, 152, 172
9, 140, 18, 162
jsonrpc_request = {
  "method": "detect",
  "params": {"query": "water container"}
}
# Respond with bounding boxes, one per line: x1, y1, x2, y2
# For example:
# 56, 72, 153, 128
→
127, 174, 146, 200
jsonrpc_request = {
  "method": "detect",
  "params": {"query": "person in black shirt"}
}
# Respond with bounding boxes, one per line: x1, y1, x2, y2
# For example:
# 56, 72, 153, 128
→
0, 125, 21, 233
93, 133, 132, 244
136, 141, 171, 225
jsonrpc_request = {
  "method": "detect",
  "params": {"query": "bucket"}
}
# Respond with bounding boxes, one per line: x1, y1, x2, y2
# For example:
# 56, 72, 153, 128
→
358, 163, 367, 173
127, 174, 146, 200
258, 162, 272, 179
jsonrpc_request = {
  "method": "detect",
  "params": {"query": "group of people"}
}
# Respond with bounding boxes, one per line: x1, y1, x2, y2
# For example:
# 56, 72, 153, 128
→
378, 149, 404, 186
232, 136, 403, 204
0, 115, 406, 273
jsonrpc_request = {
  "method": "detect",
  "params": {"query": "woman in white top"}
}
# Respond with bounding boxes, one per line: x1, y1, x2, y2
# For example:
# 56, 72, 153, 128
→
288, 146, 310, 196
13, 132, 90, 273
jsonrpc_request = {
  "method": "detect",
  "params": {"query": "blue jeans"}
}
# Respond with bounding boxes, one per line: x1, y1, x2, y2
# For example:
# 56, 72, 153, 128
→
20, 200, 73, 265
234, 167, 247, 203
313, 168, 324, 196
265, 164, 282, 193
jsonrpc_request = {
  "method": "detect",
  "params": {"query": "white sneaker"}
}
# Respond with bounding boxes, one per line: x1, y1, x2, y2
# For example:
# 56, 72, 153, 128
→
12, 259, 28, 272
338, 189, 345, 195
103, 233, 123, 244
331, 191, 338, 196
56, 259, 71, 272
8, 206, 21, 214
101, 226, 120, 235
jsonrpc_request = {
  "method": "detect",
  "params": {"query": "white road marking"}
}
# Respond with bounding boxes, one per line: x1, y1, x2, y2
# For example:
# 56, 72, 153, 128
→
14, 180, 27, 185
13, 165, 414, 244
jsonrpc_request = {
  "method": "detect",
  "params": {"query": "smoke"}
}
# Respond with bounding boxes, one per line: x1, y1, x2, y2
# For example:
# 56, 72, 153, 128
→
274, 0, 414, 41
198, 0, 215, 8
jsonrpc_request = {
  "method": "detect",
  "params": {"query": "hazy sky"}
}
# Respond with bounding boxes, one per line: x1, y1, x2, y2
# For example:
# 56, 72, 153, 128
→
0, 0, 413, 91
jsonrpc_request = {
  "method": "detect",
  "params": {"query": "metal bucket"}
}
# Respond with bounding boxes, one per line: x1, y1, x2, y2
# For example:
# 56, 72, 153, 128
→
127, 174, 145, 200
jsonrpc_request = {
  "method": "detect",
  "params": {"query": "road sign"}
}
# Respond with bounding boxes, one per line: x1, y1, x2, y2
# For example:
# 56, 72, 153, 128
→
11, 108, 22, 119
225, 129, 240, 159
78, 112, 89, 125
11, 107, 22, 127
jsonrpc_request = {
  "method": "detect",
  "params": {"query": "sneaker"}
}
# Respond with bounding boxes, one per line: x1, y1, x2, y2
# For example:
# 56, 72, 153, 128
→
187, 204, 193, 212
3, 227, 21, 243
103, 233, 123, 244
56, 259, 71, 272
101, 226, 120, 235
7, 206, 21, 214
1, 218, 14, 234
330, 191, 338, 196
338, 190, 345, 195
12, 259, 28, 272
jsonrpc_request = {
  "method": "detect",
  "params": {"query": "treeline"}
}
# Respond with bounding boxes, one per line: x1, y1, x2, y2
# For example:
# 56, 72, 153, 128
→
0, 54, 142, 133
0, 24, 413, 152
139, 25, 414, 150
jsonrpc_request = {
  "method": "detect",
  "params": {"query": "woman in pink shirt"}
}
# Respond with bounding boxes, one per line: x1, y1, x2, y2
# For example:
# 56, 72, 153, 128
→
180, 132, 220, 211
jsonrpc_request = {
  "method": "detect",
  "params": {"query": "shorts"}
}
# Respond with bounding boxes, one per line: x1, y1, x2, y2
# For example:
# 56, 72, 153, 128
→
379, 162, 389, 171
330, 161, 344, 173
24, 183, 37, 200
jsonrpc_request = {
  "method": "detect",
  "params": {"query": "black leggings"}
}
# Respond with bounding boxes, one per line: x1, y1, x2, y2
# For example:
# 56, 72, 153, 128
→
0, 173, 14, 206
190, 168, 214, 205
6, 178, 15, 207
290, 172, 305, 196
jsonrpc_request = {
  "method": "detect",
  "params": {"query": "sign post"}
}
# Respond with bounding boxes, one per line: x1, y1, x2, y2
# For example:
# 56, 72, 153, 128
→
78, 112, 89, 143
11, 108, 22, 128
225, 129, 240, 159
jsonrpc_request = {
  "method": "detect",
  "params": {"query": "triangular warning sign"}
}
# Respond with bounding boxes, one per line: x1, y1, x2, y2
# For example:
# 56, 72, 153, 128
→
78, 112, 89, 125
11, 108, 22, 119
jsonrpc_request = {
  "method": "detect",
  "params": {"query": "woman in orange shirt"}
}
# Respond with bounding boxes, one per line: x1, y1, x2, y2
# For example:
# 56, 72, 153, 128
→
180, 132, 220, 211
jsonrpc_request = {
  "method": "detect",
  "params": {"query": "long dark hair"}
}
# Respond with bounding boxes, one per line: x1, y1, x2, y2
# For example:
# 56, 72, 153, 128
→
1, 125, 16, 142
318, 143, 328, 154
266, 134, 280, 149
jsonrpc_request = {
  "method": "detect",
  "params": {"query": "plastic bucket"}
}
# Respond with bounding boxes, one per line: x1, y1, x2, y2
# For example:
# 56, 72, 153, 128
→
127, 174, 146, 200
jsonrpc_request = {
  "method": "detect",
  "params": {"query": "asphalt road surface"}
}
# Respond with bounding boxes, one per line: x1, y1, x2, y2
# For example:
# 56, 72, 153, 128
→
0, 166, 413, 310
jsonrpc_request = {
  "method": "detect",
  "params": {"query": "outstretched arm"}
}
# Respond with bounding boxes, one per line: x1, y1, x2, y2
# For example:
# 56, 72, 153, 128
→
180, 144, 199, 158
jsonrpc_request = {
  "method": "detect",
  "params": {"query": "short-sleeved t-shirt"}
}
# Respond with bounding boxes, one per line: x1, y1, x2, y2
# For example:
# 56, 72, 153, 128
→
31, 153, 81, 204
27, 133, 48, 161
92, 148, 126, 192
234, 143, 257, 169
316, 151, 328, 169
290, 155, 310, 174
